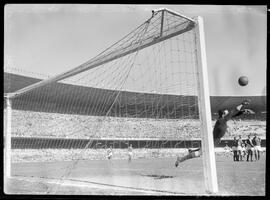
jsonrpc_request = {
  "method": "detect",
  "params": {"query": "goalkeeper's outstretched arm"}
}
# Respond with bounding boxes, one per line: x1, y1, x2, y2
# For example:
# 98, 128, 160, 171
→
224, 99, 251, 121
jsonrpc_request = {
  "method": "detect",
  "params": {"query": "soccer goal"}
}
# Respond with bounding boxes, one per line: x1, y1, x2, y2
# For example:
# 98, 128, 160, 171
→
4, 8, 218, 194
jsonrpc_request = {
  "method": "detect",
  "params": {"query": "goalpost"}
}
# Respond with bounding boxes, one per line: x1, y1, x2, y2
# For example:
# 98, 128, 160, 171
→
195, 16, 218, 193
4, 8, 218, 194
4, 96, 12, 178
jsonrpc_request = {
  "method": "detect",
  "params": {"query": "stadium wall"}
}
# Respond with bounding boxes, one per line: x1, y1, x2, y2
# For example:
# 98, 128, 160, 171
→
11, 137, 266, 149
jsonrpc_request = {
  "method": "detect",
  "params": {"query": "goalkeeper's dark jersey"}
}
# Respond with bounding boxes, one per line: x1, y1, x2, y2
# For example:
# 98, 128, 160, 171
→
213, 106, 242, 141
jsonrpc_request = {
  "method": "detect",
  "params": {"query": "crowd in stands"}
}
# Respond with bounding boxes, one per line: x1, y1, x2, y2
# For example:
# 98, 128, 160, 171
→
6, 109, 265, 163
5, 110, 266, 140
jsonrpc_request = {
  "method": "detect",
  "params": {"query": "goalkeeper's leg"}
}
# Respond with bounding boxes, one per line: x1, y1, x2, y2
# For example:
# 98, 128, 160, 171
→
175, 148, 201, 167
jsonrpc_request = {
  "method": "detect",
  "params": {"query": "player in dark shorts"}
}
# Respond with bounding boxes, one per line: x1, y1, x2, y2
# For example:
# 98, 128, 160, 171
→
232, 136, 239, 161
237, 135, 243, 161
175, 99, 251, 167
246, 135, 254, 161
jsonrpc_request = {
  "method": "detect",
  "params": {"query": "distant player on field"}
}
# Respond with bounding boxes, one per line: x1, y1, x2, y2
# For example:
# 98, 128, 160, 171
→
224, 143, 232, 157
107, 146, 113, 161
128, 144, 133, 162
241, 143, 247, 159
237, 135, 243, 161
175, 99, 251, 167
252, 134, 262, 161
232, 137, 239, 161
246, 135, 254, 162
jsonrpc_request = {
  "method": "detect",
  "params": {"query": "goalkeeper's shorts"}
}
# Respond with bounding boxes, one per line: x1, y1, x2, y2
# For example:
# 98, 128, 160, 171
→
191, 151, 200, 158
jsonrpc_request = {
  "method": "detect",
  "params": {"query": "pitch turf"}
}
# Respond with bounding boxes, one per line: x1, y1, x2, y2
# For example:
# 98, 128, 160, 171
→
5, 153, 266, 195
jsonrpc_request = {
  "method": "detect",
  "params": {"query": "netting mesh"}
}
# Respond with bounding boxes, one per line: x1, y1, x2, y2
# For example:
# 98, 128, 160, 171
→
68, 10, 194, 80
6, 10, 200, 139
5, 9, 203, 193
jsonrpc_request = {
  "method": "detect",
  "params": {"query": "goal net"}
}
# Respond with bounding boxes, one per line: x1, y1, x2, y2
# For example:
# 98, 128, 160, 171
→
4, 8, 217, 194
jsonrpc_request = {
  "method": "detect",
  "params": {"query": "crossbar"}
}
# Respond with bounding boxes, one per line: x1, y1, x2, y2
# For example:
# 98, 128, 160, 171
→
152, 8, 196, 23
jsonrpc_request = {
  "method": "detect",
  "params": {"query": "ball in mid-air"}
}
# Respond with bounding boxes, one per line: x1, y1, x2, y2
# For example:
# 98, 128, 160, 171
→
238, 76, 248, 86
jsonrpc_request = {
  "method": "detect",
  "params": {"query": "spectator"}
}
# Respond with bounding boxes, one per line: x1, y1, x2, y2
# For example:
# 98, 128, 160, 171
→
252, 133, 262, 161
246, 135, 254, 162
232, 137, 239, 161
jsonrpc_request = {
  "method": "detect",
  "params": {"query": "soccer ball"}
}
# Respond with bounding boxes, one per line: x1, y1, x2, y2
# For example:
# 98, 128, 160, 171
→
238, 76, 248, 86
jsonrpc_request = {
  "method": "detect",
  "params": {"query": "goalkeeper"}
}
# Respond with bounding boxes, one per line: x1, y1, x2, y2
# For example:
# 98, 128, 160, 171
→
175, 99, 251, 167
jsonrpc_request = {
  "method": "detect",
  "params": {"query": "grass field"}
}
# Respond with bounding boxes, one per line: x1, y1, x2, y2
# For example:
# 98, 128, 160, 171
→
5, 153, 266, 196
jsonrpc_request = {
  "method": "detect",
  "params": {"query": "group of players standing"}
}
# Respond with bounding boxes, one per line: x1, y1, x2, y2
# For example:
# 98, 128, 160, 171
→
106, 144, 133, 162
229, 133, 262, 162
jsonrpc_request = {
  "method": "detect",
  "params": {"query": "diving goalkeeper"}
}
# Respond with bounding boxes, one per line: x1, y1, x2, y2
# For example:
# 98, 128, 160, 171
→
175, 99, 251, 167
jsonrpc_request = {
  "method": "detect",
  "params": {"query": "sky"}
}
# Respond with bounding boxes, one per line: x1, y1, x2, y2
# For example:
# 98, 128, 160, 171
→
4, 4, 267, 96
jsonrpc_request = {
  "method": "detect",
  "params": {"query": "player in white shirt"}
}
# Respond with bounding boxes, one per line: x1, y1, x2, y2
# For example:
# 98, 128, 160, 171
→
107, 146, 113, 160
128, 144, 133, 162
224, 144, 232, 157
252, 134, 262, 161
241, 143, 247, 159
